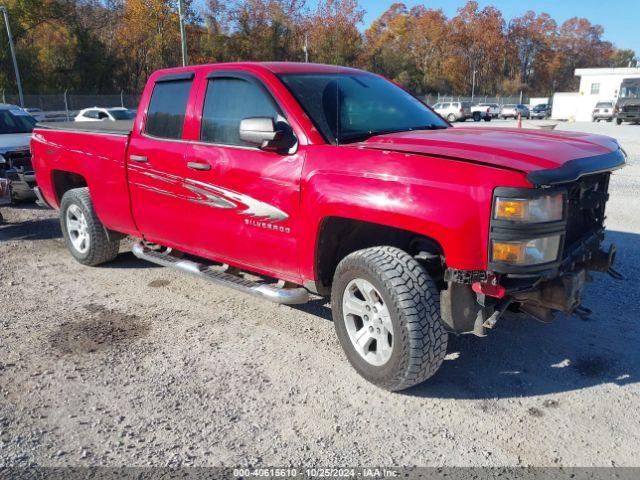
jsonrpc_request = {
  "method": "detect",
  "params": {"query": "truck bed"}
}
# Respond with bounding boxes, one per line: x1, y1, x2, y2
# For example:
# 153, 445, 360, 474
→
36, 120, 133, 135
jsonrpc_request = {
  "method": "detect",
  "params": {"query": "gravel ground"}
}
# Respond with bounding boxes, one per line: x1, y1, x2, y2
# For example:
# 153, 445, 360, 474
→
1, 122, 639, 468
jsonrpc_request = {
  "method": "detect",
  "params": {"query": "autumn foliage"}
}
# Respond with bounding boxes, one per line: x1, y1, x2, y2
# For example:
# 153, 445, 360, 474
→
0, 0, 636, 96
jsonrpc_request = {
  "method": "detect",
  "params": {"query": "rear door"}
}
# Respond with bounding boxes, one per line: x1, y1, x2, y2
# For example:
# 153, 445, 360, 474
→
127, 72, 197, 249
182, 70, 305, 280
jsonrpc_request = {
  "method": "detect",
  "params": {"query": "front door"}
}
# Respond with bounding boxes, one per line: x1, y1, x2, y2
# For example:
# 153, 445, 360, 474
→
182, 72, 305, 280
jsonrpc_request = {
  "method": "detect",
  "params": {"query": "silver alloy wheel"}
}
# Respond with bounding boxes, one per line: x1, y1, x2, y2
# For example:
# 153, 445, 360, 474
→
66, 204, 90, 254
342, 278, 394, 366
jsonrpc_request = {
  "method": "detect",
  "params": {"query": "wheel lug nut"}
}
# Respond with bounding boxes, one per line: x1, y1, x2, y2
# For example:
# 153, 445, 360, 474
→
366, 305, 371, 311
369, 326, 374, 332
376, 328, 381, 333
364, 315, 369, 321
373, 307, 378, 313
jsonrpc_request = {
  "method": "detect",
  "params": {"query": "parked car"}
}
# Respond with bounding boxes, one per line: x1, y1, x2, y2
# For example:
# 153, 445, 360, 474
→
614, 78, 640, 125
0, 104, 37, 202
432, 101, 472, 122
74, 107, 136, 122
24, 108, 46, 122
470, 104, 492, 122
591, 102, 614, 122
531, 104, 552, 119
476, 103, 500, 118
32, 62, 625, 391
501, 104, 530, 119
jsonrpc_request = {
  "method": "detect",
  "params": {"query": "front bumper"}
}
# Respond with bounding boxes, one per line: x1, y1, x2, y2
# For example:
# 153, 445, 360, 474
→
616, 113, 640, 121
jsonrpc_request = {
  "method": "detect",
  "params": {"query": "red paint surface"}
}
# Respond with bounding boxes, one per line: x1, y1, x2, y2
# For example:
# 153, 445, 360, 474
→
31, 62, 620, 286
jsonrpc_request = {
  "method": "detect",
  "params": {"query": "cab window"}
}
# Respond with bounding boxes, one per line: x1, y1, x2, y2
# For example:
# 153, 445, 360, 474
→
146, 78, 193, 139
200, 77, 280, 147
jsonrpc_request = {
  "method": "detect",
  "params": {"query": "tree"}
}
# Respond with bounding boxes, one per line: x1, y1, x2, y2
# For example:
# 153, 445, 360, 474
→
447, 1, 506, 95
305, 0, 364, 65
610, 48, 638, 68
552, 17, 615, 91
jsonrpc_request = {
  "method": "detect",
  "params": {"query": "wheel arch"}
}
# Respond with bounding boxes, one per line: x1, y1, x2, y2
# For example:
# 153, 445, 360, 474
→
51, 170, 88, 205
311, 216, 445, 295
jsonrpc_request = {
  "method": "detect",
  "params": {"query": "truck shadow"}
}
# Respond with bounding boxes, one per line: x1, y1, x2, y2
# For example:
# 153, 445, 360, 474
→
406, 230, 639, 399
0, 217, 61, 241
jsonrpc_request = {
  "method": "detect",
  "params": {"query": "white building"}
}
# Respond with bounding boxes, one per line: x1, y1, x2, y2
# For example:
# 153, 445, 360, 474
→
551, 67, 640, 121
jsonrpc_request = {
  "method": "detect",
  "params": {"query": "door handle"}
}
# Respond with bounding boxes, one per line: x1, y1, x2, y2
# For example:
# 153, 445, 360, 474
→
130, 155, 148, 163
187, 162, 211, 171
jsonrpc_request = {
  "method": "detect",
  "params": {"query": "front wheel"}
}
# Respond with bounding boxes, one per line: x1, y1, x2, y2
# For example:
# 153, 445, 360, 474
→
331, 246, 448, 391
483, 116, 491, 122
473, 112, 481, 122
60, 187, 120, 266
446, 113, 456, 122
616, 118, 623, 125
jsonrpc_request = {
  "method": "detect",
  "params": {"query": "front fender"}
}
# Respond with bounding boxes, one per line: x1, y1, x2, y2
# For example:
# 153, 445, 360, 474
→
298, 147, 531, 283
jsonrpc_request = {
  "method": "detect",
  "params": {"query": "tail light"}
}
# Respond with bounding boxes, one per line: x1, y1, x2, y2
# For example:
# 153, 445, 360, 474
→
460, 108, 464, 114
486, 108, 490, 113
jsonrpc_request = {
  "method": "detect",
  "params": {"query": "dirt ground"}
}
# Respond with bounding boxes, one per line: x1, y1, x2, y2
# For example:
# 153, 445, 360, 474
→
1, 121, 639, 468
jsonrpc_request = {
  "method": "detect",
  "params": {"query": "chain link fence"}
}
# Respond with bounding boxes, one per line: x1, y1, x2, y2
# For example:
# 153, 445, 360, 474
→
1, 90, 532, 121
422, 94, 527, 106
1, 91, 141, 121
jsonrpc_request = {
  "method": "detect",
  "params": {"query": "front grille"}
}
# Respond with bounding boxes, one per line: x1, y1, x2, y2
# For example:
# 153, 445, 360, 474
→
3, 150, 33, 171
563, 172, 610, 251
622, 104, 640, 113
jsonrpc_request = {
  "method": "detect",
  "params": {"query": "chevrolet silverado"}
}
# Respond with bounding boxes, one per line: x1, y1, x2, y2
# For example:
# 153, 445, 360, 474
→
31, 63, 626, 391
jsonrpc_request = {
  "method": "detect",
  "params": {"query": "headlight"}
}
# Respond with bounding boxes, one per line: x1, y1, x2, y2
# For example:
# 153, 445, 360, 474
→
491, 235, 561, 265
494, 193, 564, 223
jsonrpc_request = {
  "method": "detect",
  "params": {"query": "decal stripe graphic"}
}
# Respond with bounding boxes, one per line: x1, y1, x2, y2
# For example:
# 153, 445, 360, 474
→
138, 170, 288, 221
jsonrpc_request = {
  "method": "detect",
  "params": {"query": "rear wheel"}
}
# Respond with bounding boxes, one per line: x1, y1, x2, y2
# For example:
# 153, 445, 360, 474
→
331, 246, 448, 391
473, 112, 481, 122
447, 113, 456, 122
483, 116, 491, 122
60, 187, 120, 266
616, 118, 623, 125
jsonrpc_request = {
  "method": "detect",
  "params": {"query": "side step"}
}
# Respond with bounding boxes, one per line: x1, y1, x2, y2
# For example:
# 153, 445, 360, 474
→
132, 243, 309, 305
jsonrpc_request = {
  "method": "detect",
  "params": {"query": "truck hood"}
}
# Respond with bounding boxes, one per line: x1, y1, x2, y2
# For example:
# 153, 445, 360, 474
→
357, 127, 625, 185
0, 133, 32, 153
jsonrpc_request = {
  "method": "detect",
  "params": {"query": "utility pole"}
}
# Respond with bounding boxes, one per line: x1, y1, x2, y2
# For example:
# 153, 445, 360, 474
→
471, 69, 477, 101
0, 6, 24, 107
304, 33, 309, 63
177, 0, 188, 66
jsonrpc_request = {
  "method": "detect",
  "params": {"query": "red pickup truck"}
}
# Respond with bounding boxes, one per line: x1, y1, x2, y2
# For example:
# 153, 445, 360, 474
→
31, 62, 625, 391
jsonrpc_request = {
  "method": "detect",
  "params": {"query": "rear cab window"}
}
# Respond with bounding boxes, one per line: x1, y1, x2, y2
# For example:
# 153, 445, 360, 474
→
145, 73, 194, 139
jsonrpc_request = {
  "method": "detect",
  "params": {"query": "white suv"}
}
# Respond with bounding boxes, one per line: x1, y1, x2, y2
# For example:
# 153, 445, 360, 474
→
431, 102, 472, 122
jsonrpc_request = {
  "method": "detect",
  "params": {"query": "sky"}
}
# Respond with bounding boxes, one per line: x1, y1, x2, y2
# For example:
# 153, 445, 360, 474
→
341, 0, 640, 55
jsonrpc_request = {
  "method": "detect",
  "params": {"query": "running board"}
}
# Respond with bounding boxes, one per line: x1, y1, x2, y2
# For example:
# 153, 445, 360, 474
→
132, 243, 309, 305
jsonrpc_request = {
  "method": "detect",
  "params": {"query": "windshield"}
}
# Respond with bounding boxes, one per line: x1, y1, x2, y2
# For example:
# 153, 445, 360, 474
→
108, 109, 136, 120
0, 109, 37, 134
620, 86, 640, 99
278, 72, 447, 144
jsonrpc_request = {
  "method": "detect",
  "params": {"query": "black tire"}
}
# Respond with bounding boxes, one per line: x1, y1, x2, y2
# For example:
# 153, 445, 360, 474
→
60, 187, 120, 266
331, 246, 448, 391
483, 116, 491, 122
473, 112, 481, 122
616, 118, 623, 125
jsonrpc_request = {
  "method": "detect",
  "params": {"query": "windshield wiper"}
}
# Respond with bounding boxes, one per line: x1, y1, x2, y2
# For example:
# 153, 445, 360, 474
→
338, 124, 448, 144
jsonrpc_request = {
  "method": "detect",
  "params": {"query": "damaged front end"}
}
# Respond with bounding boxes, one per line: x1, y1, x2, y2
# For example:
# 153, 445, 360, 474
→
441, 160, 624, 336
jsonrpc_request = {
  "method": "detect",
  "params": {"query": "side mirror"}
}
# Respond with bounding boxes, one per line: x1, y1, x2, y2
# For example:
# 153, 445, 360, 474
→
239, 117, 295, 153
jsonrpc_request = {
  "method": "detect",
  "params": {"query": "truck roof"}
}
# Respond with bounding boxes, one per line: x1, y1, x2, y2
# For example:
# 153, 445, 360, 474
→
152, 62, 367, 77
